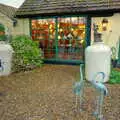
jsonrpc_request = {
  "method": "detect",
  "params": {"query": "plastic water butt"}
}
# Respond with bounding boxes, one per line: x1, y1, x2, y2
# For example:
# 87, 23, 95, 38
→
85, 33, 111, 83
0, 42, 13, 76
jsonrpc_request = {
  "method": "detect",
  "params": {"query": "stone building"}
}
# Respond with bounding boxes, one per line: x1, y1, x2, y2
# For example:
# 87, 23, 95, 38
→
15, 0, 120, 64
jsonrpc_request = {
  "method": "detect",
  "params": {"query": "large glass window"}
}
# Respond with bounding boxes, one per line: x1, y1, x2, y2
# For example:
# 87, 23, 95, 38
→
31, 19, 55, 58
58, 17, 86, 60
31, 16, 87, 61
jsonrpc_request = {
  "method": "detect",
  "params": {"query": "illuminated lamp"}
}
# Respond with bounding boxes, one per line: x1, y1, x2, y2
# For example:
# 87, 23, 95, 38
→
49, 24, 53, 29
102, 18, 108, 31
46, 22, 48, 25
58, 24, 60, 28
59, 28, 63, 32
50, 29, 53, 33
80, 40, 84, 44
58, 36, 61, 39
70, 28, 74, 32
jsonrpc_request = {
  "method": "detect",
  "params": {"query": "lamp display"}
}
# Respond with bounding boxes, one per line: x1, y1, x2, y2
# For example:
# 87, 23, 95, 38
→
102, 18, 108, 31
31, 17, 86, 60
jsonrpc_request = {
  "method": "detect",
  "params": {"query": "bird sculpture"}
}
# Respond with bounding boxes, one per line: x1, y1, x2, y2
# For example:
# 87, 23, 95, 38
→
91, 72, 108, 120
73, 66, 108, 120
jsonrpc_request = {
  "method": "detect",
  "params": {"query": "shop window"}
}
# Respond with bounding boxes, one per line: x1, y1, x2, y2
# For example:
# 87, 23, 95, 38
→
58, 17, 86, 60
31, 19, 55, 58
31, 17, 86, 61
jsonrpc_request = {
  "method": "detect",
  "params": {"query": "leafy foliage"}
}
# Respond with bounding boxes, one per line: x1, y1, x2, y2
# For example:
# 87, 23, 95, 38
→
0, 23, 6, 41
0, 24, 5, 31
0, 34, 6, 41
109, 69, 120, 84
10, 35, 43, 72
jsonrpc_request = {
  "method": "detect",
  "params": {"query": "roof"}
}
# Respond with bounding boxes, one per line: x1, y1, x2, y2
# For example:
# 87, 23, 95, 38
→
16, 0, 120, 17
0, 4, 17, 20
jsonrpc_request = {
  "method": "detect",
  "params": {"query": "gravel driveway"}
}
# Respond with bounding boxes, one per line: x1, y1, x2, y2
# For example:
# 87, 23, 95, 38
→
0, 64, 119, 120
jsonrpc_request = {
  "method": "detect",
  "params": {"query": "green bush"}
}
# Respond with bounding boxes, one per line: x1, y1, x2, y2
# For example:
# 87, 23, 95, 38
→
0, 24, 6, 41
10, 35, 43, 72
109, 69, 120, 84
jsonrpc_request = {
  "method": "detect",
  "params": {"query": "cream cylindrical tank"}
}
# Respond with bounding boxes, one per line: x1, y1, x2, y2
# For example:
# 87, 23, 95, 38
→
0, 42, 13, 76
85, 33, 111, 83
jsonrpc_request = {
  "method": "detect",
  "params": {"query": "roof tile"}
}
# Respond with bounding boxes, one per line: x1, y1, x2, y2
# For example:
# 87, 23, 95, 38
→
16, 0, 120, 17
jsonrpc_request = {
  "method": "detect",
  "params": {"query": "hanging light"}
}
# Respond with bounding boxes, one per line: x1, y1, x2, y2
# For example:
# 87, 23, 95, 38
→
70, 28, 74, 32
102, 18, 108, 31
50, 29, 53, 33
59, 28, 63, 32
49, 24, 52, 29
58, 24, 60, 28
58, 35, 61, 39
80, 39, 84, 44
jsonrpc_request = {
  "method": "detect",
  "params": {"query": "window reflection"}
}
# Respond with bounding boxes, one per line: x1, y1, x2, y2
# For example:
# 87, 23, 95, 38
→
58, 17, 86, 60
31, 17, 86, 60
31, 19, 55, 58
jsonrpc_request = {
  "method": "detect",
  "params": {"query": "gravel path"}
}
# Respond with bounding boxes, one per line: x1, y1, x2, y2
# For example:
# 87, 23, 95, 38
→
0, 64, 119, 120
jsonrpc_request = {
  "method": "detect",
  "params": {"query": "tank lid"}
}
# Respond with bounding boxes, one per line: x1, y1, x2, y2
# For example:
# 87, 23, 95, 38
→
94, 33, 102, 42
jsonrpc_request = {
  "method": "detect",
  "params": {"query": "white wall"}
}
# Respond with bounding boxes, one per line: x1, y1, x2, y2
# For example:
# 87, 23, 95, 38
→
92, 13, 120, 59
13, 18, 30, 36
0, 12, 30, 37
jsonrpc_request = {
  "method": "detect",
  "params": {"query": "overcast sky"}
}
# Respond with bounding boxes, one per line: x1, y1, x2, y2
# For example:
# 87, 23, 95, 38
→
0, 0, 25, 8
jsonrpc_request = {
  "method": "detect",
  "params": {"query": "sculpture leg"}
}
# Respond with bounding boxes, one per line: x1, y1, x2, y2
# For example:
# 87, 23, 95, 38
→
75, 94, 78, 108
97, 91, 104, 120
79, 85, 84, 111
94, 96, 99, 117
75, 85, 84, 112
94, 91, 104, 120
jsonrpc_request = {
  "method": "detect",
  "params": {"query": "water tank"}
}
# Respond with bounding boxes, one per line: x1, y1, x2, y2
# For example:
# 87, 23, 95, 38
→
85, 34, 111, 83
0, 42, 13, 76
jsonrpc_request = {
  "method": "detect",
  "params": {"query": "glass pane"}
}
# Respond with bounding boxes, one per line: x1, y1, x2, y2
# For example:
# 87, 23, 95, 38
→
31, 19, 55, 59
58, 17, 86, 60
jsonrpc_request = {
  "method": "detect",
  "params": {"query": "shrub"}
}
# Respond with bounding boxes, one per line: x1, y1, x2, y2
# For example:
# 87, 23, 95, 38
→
10, 35, 43, 72
109, 69, 120, 84
0, 24, 6, 41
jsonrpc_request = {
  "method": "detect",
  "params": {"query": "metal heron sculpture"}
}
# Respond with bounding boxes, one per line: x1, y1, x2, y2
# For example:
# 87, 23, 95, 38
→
73, 64, 84, 111
91, 72, 108, 120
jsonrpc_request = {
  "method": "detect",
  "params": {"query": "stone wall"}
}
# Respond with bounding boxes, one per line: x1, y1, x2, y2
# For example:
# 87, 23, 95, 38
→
13, 18, 30, 36
0, 12, 13, 37
0, 12, 30, 37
